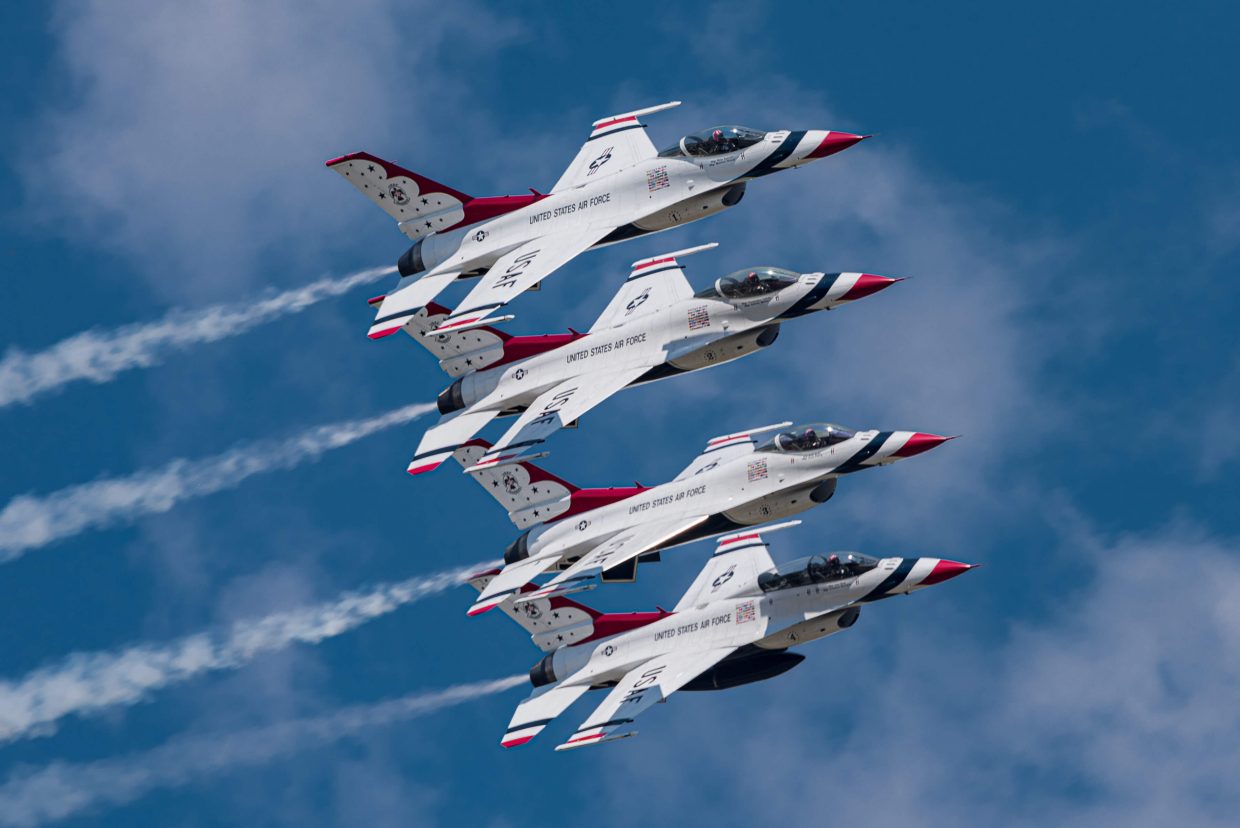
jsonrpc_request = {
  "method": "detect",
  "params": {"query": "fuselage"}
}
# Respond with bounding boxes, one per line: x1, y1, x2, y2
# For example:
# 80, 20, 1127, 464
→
542, 555, 960, 690
518, 428, 918, 568
445, 270, 861, 417
404, 130, 841, 278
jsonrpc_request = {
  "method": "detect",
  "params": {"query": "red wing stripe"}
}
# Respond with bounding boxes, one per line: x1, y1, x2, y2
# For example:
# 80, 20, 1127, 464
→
565, 732, 604, 745
501, 734, 535, 748
368, 326, 403, 340
721, 533, 762, 546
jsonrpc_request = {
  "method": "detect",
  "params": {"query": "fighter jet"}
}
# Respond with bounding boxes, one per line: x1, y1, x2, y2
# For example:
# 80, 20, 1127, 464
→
471, 521, 976, 749
400, 243, 900, 475
326, 102, 867, 339
453, 420, 953, 616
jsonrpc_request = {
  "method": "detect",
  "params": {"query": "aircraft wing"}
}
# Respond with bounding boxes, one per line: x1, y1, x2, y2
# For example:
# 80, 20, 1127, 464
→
555, 646, 738, 750
551, 101, 681, 193
406, 409, 502, 476
502, 681, 591, 748
467, 554, 555, 617
516, 515, 710, 604
673, 421, 794, 481
367, 268, 463, 340
589, 244, 716, 333
433, 228, 613, 334
466, 367, 650, 471
673, 521, 801, 611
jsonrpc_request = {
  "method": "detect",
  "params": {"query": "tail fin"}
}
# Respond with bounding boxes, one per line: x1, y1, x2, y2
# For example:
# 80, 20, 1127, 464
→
466, 571, 600, 650
398, 301, 510, 376
452, 440, 579, 529
465, 571, 671, 652
327, 151, 544, 242
326, 152, 472, 240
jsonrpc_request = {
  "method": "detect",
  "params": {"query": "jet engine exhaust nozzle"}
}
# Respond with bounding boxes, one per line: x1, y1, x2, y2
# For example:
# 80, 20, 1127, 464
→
437, 379, 466, 415
504, 531, 531, 565
397, 239, 426, 277
529, 653, 557, 687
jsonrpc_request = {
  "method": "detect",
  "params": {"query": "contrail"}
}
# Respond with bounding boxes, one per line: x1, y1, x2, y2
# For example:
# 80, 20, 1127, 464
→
0, 401, 434, 561
0, 265, 396, 408
0, 675, 526, 827
0, 560, 496, 745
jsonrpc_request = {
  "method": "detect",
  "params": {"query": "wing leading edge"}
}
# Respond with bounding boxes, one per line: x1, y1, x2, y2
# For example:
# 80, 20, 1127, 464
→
555, 646, 737, 750
433, 228, 613, 334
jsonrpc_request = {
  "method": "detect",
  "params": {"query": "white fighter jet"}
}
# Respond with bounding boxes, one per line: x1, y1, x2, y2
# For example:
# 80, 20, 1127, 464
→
326, 102, 867, 339
470, 521, 976, 749
452, 420, 954, 616
399, 244, 900, 476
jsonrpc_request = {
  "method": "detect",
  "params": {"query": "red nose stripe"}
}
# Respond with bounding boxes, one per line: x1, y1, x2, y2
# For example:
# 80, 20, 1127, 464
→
892, 433, 953, 458
841, 274, 900, 301
920, 559, 974, 586
806, 131, 867, 159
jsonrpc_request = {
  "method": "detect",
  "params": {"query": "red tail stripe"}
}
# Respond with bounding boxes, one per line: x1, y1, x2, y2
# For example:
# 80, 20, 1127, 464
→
594, 115, 638, 131
634, 256, 677, 271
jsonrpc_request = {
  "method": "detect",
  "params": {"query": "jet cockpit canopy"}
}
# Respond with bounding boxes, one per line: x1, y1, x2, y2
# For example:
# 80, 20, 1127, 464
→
757, 552, 878, 593
660, 125, 767, 158
695, 266, 800, 301
757, 423, 856, 454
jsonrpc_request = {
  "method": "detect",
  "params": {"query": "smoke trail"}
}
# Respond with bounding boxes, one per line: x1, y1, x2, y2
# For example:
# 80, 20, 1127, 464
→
0, 560, 496, 745
0, 265, 396, 408
0, 675, 526, 827
0, 401, 435, 561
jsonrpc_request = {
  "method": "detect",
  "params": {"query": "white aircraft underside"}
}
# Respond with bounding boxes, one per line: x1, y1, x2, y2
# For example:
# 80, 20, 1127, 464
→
456, 421, 954, 617
400, 243, 901, 477
468, 523, 975, 749
326, 102, 867, 340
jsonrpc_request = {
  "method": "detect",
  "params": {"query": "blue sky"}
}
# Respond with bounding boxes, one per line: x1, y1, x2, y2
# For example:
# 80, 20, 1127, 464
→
1, 0, 1238, 825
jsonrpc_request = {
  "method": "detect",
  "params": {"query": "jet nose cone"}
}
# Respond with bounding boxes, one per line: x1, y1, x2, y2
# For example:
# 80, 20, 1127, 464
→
892, 433, 956, 458
806, 131, 869, 159
840, 273, 902, 301
920, 559, 978, 586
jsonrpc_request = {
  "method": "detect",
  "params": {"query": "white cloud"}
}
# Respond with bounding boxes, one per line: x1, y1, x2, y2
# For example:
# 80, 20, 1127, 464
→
588, 521, 1240, 828
0, 264, 393, 408
0, 675, 525, 827
0, 401, 434, 561
23, 0, 516, 302
0, 560, 493, 745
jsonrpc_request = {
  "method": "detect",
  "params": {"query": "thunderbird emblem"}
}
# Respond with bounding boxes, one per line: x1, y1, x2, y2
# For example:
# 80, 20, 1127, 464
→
387, 184, 410, 205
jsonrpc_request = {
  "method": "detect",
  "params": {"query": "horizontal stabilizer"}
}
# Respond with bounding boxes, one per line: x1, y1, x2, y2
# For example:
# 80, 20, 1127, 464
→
503, 683, 591, 748
368, 270, 461, 339
408, 409, 502, 476
468, 556, 553, 616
